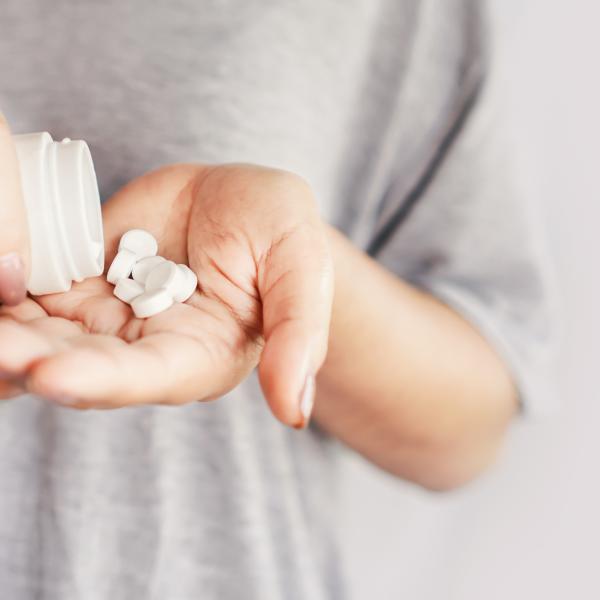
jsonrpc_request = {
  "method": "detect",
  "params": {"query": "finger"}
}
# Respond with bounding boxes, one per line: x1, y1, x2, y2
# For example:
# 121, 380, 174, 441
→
0, 297, 48, 322
25, 333, 131, 406
0, 309, 82, 378
0, 317, 60, 376
0, 111, 29, 305
0, 347, 26, 399
257, 225, 334, 428
26, 316, 86, 340
27, 333, 245, 408
26, 303, 257, 408
35, 277, 132, 337
0, 380, 25, 399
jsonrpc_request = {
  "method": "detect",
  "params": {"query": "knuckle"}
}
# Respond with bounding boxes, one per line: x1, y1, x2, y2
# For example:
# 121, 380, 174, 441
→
271, 169, 314, 200
158, 395, 188, 407
243, 164, 314, 200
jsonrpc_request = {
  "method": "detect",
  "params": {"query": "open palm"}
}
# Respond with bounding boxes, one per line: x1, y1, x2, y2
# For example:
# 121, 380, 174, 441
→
0, 164, 333, 426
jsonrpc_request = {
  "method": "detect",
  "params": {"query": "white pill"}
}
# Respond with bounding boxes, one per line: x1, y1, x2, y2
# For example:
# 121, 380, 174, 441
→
131, 288, 174, 318
172, 265, 198, 303
145, 260, 185, 297
113, 278, 145, 304
106, 249, 138, 284
119, 229, 158, 258
132, 255, 166, 284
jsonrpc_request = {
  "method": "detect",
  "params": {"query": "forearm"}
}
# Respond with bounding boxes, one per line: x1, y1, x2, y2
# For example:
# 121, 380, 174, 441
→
313, 226, 518, 491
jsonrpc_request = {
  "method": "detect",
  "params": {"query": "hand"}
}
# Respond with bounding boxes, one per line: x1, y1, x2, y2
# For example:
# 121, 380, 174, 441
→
0, 164, 333, 427
0, 111, 29, 306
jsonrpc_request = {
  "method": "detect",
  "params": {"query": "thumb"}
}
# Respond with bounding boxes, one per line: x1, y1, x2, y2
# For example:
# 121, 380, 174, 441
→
257, 225, 334, 428
0, 111, 29, 305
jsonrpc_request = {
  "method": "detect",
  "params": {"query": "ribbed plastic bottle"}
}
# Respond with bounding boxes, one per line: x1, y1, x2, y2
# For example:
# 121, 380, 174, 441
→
13, 132, 105, 295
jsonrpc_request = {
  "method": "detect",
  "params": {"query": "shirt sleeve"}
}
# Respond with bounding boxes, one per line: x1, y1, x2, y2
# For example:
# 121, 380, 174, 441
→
369, 44, 559, 417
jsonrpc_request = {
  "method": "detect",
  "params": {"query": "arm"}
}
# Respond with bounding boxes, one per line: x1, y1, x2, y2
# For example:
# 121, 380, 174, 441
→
314, 226, 518, 491
0, 164, 522, 493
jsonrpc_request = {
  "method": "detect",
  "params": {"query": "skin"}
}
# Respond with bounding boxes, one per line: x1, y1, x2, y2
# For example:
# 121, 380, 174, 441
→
316, 228, 517, 490
0, 129, 517, 490
0, 164, 332, 428
0, 113, 29, 305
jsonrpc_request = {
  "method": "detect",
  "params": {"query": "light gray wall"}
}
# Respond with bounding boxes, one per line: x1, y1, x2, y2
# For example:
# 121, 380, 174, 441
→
339, 2, 600, 598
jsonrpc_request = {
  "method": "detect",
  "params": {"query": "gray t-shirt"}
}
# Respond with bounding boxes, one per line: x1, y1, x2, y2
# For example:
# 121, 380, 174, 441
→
0, 1, 555, 598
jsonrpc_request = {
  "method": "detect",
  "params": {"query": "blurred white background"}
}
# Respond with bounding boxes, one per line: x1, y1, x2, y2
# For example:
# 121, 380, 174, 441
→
340, 1, 600, 598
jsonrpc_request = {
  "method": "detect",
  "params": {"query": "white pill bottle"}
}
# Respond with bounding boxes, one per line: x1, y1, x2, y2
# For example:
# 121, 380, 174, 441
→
13, 132, 105, 295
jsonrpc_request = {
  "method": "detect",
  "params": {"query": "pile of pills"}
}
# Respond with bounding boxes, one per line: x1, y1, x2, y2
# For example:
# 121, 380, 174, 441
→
106, 229, 198, 318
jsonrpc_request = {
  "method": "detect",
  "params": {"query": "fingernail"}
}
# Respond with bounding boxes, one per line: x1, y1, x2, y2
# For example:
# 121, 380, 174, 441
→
294, 374, 315, 429
0, 252, 26, 306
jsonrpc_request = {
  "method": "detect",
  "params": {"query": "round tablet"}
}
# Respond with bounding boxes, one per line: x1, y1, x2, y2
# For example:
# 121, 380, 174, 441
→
106, 249, 138, 284
131, 255, 166, 284
131, 288, 174, 318
172, 264, 198, 303
119, 229, 158, 258
145, 260, 185, 297
113, 278, 145, 304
